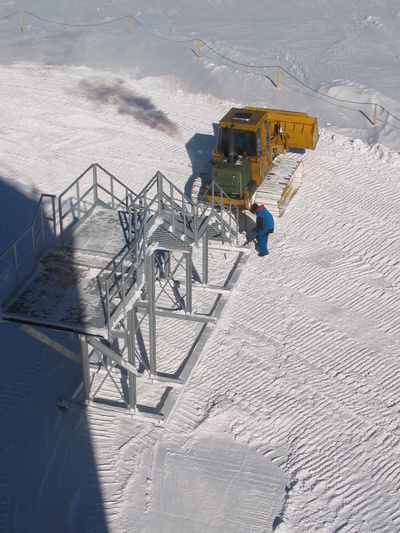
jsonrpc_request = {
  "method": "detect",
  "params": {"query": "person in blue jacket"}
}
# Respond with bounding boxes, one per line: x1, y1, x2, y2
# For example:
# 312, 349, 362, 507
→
250, 203, 274, 256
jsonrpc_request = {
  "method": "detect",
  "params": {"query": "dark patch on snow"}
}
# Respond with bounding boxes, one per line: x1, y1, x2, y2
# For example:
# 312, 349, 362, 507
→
79, 78, 179, 137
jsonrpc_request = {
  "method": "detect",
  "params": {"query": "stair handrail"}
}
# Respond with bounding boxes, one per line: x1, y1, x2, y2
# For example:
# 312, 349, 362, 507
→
196, 182, 240, 245
58, 163, 136, 245
0, 193, 57, 306
128, 171, 196, 242
102, 202, 157, 335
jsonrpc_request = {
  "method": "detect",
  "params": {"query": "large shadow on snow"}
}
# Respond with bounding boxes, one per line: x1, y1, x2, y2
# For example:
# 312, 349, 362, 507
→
0, 179, 41, 250
184, 123, 218, 198
79, 77, 179, 137
0, 177, 108, 532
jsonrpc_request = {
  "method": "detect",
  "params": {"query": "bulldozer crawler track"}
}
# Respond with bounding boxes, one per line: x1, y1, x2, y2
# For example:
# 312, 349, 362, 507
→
256, 155, 303, 217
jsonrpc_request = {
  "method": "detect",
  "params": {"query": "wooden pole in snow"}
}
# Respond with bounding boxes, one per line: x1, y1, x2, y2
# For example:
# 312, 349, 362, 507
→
20, 10, 24, 37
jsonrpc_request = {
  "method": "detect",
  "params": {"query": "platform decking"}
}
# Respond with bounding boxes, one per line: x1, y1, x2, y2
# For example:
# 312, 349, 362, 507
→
2, 205, 128, 335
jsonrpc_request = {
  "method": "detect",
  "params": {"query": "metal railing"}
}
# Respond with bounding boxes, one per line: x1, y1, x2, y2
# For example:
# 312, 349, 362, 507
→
127, 171, 196, 241
58, 163, 136, 245
196, 181, 240, 245
1, 165, 240, 335
101, 204, 149, 335
130, 171, 239, 245
0, 194, 57, 306
99, 171, 240, 334
100, 171, 189, 334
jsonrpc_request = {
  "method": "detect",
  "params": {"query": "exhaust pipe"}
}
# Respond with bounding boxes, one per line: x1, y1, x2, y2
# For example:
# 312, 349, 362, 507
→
228, 125, 235, 164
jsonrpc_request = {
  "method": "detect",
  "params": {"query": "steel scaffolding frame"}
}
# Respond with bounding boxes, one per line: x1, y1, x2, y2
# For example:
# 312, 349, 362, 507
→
1, 164, 247, 423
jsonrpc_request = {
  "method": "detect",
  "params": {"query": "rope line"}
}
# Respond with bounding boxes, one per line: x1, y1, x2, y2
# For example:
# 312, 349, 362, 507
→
0, 10, 19, 22
1, 10, 399, 124
198, 39, 400, 123
199, 50, 400, 128
21, 11, 129, 27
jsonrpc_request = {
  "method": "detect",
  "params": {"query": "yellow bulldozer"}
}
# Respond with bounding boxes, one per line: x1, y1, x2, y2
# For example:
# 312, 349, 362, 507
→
205, 106, 319, 214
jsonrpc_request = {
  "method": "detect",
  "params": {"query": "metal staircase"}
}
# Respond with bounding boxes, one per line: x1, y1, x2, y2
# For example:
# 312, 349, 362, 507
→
0, 164, 248, 423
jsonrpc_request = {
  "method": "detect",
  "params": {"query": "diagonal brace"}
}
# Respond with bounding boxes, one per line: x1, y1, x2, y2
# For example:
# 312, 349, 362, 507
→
22, 324, 81, 365
86, 336, 139, 377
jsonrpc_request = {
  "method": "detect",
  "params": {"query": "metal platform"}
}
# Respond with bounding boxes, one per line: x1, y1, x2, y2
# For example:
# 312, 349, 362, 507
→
0, 164, 250, 423
2, 205, 128, 336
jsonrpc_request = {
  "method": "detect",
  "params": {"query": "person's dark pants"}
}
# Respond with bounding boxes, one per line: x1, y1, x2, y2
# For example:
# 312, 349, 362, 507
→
258, 229, 273, 254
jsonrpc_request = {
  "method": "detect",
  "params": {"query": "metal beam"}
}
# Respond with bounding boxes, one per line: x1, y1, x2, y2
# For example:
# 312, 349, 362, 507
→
164, 251, 171, 279
80, 335, 91, 404
22, 324, 81, 365
133, 303, 216, 323
126, 308, 137, 411
202, 232, 209, 285
145, 252, 157, 377
186, 247, 192, 314
192, 284, 231, 294
86, 336, 139, 377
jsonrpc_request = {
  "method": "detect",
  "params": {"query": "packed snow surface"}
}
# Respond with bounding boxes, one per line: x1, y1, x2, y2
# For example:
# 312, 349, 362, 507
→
1, 1, 400, 532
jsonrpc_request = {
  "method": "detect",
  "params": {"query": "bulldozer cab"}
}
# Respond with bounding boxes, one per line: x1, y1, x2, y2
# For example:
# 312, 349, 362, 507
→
217, 126, 259, 159
209, 106, 318, 209
214, 108, 266, 161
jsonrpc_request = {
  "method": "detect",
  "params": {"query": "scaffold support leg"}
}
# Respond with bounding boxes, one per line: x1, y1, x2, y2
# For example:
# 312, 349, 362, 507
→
80, 335, 91, 405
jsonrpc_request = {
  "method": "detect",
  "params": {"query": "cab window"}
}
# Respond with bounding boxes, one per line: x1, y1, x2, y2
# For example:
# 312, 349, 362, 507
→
217, 127, 258, 157
256, 128, 262, 154
264, 120, 270, 146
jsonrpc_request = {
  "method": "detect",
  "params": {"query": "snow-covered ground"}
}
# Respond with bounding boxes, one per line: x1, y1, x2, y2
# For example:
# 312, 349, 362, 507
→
1, 1, 400, 531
